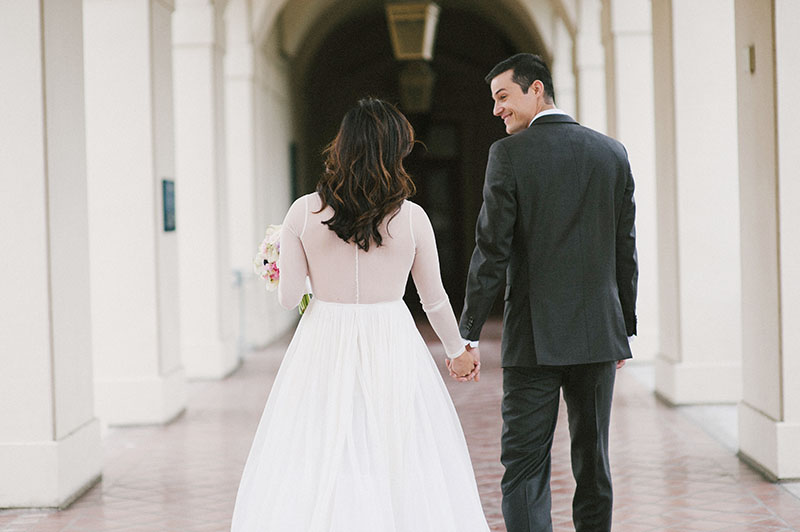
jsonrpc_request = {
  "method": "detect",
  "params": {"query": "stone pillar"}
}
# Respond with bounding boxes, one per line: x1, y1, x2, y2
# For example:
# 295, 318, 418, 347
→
252, 23, 298, 345
551, 19, 577, 118
173, 0, 238, 378
735, 0, 800, 480
601, 0, 657, 361
0, 0, 101, 507
83, 0, 186, 425
651, 0, 741, 404
576, 0, 607, 133
225, 0, 265, 349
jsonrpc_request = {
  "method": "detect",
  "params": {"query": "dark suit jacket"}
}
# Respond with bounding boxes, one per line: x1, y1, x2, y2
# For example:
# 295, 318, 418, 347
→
459, 114, 637, 366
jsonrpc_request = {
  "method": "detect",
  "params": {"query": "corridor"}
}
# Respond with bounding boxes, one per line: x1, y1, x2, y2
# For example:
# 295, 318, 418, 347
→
1, 321, 799, 532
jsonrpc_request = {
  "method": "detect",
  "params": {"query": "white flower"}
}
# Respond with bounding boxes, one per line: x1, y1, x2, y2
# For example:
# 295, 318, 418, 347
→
265, 246, 279, 264
254, 252, 269, 276
262, 225, 281, 263
263, 225, 280, 244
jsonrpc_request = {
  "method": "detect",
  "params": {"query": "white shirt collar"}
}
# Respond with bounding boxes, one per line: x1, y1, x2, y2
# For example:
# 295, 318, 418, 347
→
528, 108, 568, 127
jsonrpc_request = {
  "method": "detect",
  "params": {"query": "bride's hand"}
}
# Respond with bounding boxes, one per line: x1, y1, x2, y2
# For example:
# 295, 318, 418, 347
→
447, 350, 476, 380
452, 346, 480, 382
466, 345, 481, 382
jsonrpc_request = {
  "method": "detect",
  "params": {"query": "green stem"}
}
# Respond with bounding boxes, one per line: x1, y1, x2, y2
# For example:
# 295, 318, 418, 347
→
299, 293, 312, 315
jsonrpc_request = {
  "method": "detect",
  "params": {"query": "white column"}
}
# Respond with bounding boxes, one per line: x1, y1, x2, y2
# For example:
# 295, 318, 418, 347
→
173, 0, 238, 378
736, 0, 800, 480
0, 0, 101, 507
551, 19, 577, 118
602, 0, 657, 361
576, 0, 607, 133
83, 0, 186, 425
226, 0, 296, 350
225, 0, 266, 350
252, 27, 297, 345
651, 0, 741, 404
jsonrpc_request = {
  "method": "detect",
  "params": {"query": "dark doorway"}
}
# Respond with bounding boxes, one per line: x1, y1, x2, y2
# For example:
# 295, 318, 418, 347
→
294, 7, 528, 315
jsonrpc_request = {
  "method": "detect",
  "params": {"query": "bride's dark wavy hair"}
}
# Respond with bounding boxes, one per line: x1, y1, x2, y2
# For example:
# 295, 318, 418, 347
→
316, 98, 416, 251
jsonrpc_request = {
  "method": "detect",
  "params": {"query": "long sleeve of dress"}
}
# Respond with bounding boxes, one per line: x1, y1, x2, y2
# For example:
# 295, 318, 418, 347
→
277, 196, 310, 310
409, 203, 467, 359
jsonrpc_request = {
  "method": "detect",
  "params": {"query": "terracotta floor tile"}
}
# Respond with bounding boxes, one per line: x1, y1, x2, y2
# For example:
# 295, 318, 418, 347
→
2, 320, 799, 531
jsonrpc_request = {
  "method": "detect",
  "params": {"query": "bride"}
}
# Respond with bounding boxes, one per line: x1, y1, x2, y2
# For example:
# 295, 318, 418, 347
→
231, 98, 489, 532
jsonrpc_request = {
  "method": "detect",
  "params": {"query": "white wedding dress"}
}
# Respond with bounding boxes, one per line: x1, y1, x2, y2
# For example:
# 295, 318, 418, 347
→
231, 193, 489, 532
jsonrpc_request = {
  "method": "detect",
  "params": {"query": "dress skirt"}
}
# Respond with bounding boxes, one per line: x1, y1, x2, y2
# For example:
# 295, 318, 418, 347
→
231, 299, 490, 532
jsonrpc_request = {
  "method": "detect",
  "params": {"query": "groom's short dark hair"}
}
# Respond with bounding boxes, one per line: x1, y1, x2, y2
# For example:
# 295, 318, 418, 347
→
485, 53, 556, 103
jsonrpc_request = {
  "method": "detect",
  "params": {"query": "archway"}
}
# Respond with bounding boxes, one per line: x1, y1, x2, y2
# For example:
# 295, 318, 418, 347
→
281, 1, 547, 313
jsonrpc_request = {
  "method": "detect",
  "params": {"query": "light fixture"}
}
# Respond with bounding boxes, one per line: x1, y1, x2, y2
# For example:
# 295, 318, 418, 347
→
398, 61, 436, 114
385, 2, 440, 61
386, 2, 440, 113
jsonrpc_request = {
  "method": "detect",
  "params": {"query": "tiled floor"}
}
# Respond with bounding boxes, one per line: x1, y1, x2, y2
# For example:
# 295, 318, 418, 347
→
2, 320, 799, 531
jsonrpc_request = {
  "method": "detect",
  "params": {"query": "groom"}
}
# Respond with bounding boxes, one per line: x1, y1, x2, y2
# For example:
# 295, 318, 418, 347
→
458, 53, 638, 532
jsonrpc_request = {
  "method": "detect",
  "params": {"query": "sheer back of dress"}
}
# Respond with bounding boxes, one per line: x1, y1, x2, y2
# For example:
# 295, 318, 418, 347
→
278, 192, 465, 357
300, 193, 414, 304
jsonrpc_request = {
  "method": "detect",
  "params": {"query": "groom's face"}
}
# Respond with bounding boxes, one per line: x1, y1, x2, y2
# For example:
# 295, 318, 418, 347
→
490, 69, 537, 135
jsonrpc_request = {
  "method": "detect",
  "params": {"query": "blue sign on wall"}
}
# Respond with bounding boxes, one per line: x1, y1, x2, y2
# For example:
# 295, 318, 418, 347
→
162, 179, 175, 232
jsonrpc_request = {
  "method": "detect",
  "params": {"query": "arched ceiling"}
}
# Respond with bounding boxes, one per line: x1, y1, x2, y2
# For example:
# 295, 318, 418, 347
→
252, 0, 572, 74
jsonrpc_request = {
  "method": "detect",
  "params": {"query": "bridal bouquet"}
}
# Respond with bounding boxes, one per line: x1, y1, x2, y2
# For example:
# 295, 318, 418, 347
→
254, 225, 281, 291
254, 225, 311, 314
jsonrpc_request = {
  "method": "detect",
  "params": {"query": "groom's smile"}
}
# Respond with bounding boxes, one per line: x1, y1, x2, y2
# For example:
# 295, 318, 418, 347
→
490, 69, 537, 135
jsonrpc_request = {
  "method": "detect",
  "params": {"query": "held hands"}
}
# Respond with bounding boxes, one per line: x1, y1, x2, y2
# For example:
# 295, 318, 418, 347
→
445, 345, 481, 383
445, 348, 622, 377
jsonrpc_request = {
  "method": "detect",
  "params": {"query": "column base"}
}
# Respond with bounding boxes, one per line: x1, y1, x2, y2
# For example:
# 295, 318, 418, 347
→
630, 323, 658, 362
183, 338, 239, 380
0, 418, 102, 508
95, 367, 186, 426
245, 297, 297, 351
655, 355, 741, 404
738, 402, 800, 481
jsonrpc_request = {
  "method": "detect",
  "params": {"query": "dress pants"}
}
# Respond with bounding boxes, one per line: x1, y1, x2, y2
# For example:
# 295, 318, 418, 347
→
500, 362, 616, 532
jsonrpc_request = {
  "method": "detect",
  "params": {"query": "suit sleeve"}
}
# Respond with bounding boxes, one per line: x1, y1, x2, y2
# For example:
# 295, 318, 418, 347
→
616, 162, 638, 336
459, 141, 517, 341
